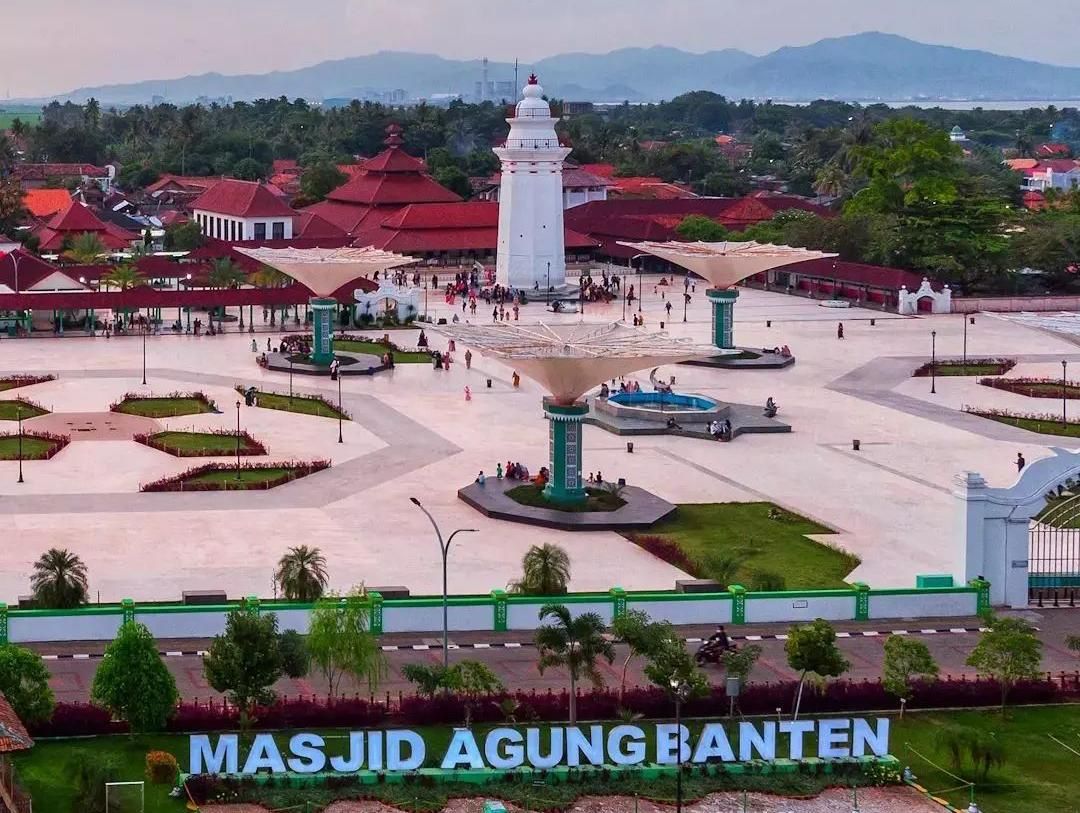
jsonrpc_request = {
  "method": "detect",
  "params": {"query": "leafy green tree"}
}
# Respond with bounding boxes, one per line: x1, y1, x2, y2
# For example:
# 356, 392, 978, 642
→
535, 604, 615, 723
70, 752, 123, 813
63, 232, 108, 265
300, 161, 347, 202
274, 545, 329, 601
0, 177, 26, 237
966, 615, 1043, 711
31, 547, 88, 609
611, 609, 671, 702
163, 220, 205, 251
401, 663, 457, 698
0, 644, 55, 724
433, 165, 472, 199
278, 629, 310, 679
642, 631, 709, 698
882, 636, 939, 708
231, 157, 266, 181
675, 214, 729, 242
510, 543, 571, 595
100, 263, 145, 291
202, 610, 285, 725
307, 590, 386, 697
1067, 634, 1080, 655
784, 618, 850, 719
721, 643, 762, 684
455, 660, 504, 726
207, 257, 246, 289
91, 622, 178, 732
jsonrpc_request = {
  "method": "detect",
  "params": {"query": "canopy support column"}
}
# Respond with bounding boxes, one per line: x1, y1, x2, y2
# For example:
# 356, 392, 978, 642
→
706, 288, 738, 350
310, 297, 336, 366
543, 399, 589, 506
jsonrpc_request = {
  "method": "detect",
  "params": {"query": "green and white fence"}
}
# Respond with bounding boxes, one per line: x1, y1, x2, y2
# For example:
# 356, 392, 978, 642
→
0, 580, 990, 645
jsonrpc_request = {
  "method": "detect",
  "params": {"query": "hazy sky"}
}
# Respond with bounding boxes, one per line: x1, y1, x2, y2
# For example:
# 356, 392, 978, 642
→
7, 0, 1080, 98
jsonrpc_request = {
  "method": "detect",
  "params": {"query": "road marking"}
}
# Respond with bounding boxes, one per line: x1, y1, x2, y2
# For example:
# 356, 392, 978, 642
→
921, 629, 938, 634
891, 630, 909, 635
836, 632, 851, 638
863, 631, 879, 636
380, 645, 399, 651
473, 643, 491, 649
504, 642, 521, 648
744, 635, 763, 641
165, 650, 183, 657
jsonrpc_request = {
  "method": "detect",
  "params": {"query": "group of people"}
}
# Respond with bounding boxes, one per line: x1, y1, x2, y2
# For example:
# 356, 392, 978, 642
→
578, 273, 618, 303
709, 419, 733, 442
585, 471, 605, 485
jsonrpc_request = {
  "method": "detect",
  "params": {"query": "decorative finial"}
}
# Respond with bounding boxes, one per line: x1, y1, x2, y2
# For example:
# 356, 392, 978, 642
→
528, 73, 539, 85
384, 123, 403, 148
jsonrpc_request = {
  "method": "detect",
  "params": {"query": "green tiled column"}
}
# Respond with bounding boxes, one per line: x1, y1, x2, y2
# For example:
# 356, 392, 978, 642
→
242, 595, 260, 615
542, 399, 589, 506
729, 584, 746, 624
852, 583, 870, 620
0, 603, 7, 645
310, 297, 337, 366
368, 591, 384, 634
706, 288, 739, 350
491, 589, 508, 632
969, 578, 991, 615
610, 587, 627, 620
121, 598, 135, 625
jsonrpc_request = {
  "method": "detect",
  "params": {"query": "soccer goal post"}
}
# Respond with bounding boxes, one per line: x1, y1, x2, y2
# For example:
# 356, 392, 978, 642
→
105, 780, 145, 813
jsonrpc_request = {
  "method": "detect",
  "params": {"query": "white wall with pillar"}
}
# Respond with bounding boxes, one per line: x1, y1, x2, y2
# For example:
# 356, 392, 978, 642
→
954, 447, 1080, 608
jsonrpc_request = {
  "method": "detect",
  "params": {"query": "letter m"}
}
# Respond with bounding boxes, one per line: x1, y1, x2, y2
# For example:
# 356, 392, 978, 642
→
190, 733, 239, 774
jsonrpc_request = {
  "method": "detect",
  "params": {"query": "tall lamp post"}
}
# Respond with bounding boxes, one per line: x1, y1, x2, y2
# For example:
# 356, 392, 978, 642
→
683, 292, 690, 322
235, 400, 242, 480
409, 497, 476, 668
1063, 360, 1068, 428
16, 403, 24, 484
930, 330, 937, 394
141, 321, 148, 385
634, 254, 646, 313
963, 315, 974, 366
289, 358, 295, 403
670, 679, 690, 813
337, 370, 344, 444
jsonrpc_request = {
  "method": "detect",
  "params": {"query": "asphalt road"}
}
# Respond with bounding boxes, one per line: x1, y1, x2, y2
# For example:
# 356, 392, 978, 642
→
30, 610, 1080, 704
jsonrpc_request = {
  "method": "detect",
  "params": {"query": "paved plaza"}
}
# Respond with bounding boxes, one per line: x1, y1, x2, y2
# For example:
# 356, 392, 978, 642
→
3, 277, 1080, 602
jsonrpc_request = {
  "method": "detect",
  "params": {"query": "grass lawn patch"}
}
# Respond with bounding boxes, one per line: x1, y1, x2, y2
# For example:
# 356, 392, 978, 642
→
111, 391, 216, 418
0, 374, 55, 392
0, 432, 68, 460
335, 338, 430, 363
979, 376, 1080, 399
135, 430, 267, 457
963, 407, 1080, 437
141, 460, 330, 491
626, 502, 857, 589
0, 398, 49, 420
241, 389, 350, 420
507, 483, 626, 512
913, 358, 1016, 377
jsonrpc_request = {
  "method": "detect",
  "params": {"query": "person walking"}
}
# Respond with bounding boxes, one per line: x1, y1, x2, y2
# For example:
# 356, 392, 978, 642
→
464, 349, 473, 369
1016, 452, 1026, 472
837, 322, 845, 340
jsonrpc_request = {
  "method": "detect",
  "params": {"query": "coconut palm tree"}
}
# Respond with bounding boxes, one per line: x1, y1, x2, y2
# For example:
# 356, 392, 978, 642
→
207, 257, 246, 290
274, 545, 329, 601
63, 232, 108, 265
249, 265, 290, 326
101, 263, 145, 292
509, 543, 570, 595
535, 604, 615, 723
31, 548, 89, 609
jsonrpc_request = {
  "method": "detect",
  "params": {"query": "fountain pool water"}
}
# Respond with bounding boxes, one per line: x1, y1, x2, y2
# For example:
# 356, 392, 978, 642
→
607, 391, 719, 412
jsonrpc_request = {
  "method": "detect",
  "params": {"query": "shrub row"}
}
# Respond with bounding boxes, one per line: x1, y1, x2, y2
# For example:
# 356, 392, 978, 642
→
977, 376, 1080, 399
133, 429, 268, 457
109, 390, 217, 412
28, 675, 1080, 738
0, 374, 55, 390
912, 357, 1016, 377
0, 429, 70, 459
233, 385, 352, 420
962, 405, 1080, 426
139, 459, 331, 492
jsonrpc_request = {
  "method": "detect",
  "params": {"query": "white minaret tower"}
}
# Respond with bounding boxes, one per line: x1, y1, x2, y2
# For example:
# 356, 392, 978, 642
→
494, 74, 572, 292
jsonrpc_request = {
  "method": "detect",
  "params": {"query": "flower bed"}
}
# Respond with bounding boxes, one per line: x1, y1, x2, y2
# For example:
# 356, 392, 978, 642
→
110, 390, 217, 417
0, 397, 49, 420
139, 459, 330, 492
963, 406, 1080, 437
0, 430, 70, 460
912, 357, 1016, 377
0, 374, 55, 392
281, 332, 429, 362
27, 673, 1080, 738
979, 376, 1080, 399
234, 385, 351, 420
133, 429, 267, 457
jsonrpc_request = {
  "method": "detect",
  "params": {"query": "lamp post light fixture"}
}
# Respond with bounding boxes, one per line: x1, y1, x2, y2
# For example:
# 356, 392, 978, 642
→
337, 370, 344, 444
16, 403, 24, 484
235, 400, 242, 480
409, 497, 477, 668
141, 320, 148, 385
670, 678, 691, 813
289, 358, 294, 403
963, 314, 974, 365
634, 254, 646, 313
930, 330, 937, 394
1063, 360, 1068, 428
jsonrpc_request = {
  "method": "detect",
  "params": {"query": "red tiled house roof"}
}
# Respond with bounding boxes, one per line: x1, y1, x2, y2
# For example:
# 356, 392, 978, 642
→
22, 188, 72, 218
144, 174, 221, 195
31, 201, 137, 251
13, 163, 109, 182
293, 212, 347, 239
0, 249, 88, 291
190, 179, 295, 218
0, 691, 32, 753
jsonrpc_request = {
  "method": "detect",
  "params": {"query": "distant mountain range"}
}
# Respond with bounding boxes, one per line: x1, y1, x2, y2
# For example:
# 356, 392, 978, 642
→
26, 32, 1080, 106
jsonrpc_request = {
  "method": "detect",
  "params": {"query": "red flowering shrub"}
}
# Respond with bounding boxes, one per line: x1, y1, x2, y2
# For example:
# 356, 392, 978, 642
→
140, 460, 331, 492
628, 535, 700, 575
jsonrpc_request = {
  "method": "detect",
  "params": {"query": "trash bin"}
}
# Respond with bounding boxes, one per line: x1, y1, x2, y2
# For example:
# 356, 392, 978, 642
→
627, 442, 634, 454
852, 439, 861, 451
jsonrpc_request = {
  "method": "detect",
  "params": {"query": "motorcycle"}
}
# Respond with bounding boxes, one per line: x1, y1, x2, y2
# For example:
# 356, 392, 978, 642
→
694, 629, 737, 665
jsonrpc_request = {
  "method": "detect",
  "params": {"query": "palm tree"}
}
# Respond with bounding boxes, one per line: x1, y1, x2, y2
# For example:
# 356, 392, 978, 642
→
31, 548, 89, 609
207, 257, 246, 290
101, 263, 145, 291
249, 265, 290, 326
63, 232, 108, 265
813, 162, 847, 199
535, 604, 615, 723
509, 543, 570, 595
274, 545, 329, 601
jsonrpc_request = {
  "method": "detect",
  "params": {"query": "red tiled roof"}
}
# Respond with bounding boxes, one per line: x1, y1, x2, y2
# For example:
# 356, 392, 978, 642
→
0, 691, 32, 753
781, 258, 926, 292
301, 200, 390, 234
486, 167, 612, 190
608, 177, 698, 200
293, 211, 347, 239
22, 188, 72, 218
1035, 143, 1071, 157
1039, 159, 1080, 173
0, 249, 80, 291
191, 179, 295, 218
32, 201, 137, 251
144, 174, 220, 195
158, 210, 189, 226
580, 163, 616, 178
13, 163, 109, 182
272, 159, 300, 174
326, 172, 461, 207
718, 194, 831, 227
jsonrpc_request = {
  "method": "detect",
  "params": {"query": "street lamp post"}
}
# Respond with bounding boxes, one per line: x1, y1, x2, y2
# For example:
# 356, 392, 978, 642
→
930, 330, 937, 395
16, 403, 24, 484
337, 370, 344, 444
235, 400, 242, 480
141, 321, 147, 385
1063, 360, 1068, 428
683, 292, 690, 322
289, 358, 294, 403
409, 497, 477, 668
670, 679, 690, 813
963, 315, 972, 366
636, 255, 644, 313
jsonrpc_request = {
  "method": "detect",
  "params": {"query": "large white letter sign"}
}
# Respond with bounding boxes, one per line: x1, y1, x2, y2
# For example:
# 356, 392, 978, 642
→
566, 726, 605, 767
691, 723, 735, 763
852, 718, 890, 757
485, 728, 525, 770
441, 729, 485, 770
387, 730, 426, 771
287, 733, 326, 774
607, 725, 647, 766
243, 733, 286, 774
779, 720, 815, 760
330, 732, 366, 772
655, 723, 690, 765
190, 734, 238, 775
526, 727, 564, 769
738, 722, 776, 762
817, 719, 851, 758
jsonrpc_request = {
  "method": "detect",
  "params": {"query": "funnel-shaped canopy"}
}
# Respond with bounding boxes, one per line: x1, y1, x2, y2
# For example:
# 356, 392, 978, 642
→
235, 246, 416, 298
435, 322, 718, 404
620, 240, 838, 289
